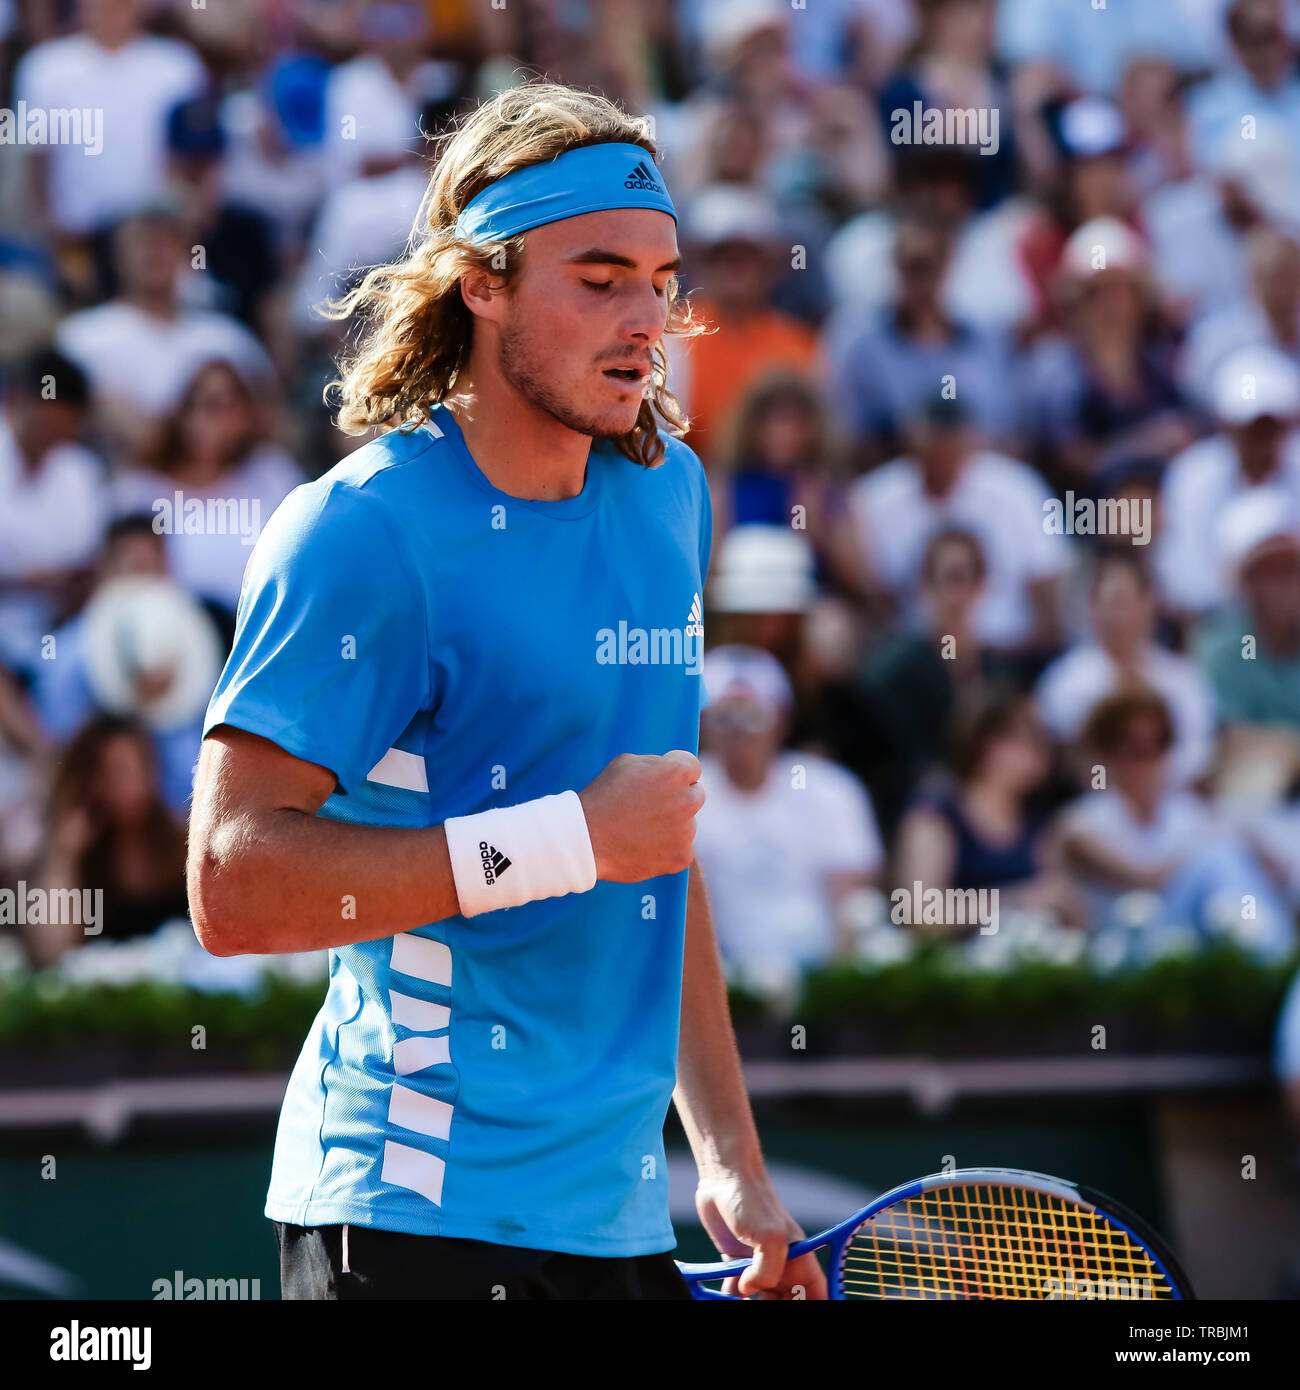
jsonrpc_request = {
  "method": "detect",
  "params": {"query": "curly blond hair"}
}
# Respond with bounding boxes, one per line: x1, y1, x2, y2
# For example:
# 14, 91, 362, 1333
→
325, 81, 709, 470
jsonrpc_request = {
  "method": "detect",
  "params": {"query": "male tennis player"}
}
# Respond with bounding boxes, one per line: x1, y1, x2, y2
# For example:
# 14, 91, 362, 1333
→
188, 82, 826, 1301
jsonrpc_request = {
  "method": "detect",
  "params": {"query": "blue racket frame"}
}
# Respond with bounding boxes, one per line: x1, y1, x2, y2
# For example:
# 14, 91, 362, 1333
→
676, 1166, 1191, 1300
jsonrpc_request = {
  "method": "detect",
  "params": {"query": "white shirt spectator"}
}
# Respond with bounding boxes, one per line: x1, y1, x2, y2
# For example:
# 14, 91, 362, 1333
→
1154, 430, 1300, 614
111, 444, 303, 612
13, 32, 205, 235
1034, 643, 1218, 786
0, 417, 108, 671
848, 449, 1070, 648
693, 751, 883, 975
822, 202, 1038, 334
322, 54, 453, 181
57, 301, 274, 418
1063, 786, 1213, 924
294, 164, 428, 330
1143, 175, 1251, 326
1179, 299, 1300, 413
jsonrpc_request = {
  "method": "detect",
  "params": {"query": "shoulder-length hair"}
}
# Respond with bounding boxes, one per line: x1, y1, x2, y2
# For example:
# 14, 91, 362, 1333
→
326, 81, 709, 470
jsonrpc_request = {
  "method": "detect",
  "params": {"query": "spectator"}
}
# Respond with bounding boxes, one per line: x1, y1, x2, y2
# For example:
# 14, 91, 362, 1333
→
694, 643, 883, 982
878, 0, 1018, 210
12, 0, 205, 284
28, 514, 219, 814
858, 527, 1024, 829
1022, 216, 1194, 480
1155, 345, 1300, 619
1197, 487, 1300, 746
111, 359, 303, 621
1058, 688, 1290, 952
1186, 0, 1300, 180
892, 690, 1078, 928
843, 396, 1069, 654
1035, 551, 1217, 787
710, 370, 844, 561
823, 206, 1020, 463
1180, 227, 1300, 412
30, 714, 188, 965
674, 185, 819, 468
0, 347, 107, 680
56, 205, 275, 459
322, 1, 459, 183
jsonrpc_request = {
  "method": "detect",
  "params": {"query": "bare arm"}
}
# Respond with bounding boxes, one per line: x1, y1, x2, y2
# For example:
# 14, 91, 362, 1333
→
188, 728, 707, 957
187, 727, 461, 956
673, 858, 827, 1299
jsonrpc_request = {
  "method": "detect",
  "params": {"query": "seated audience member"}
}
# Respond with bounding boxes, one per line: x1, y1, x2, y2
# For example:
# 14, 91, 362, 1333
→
1021, 216, 1194, 481
1197, 487, 1300, 763
822, 206, 1019, 466
1058, 689, 1290, 952
694, 644, 883, 981
859, 528, 1024, 830
56, 205, 275, 459
892, 692, 1079, 929
1180, 227, 1300, 411
1155, 345, 1300, 622
0, 659, 50, 880
710, 370, 843, 562
0, 347, 108, 680
30, 714, 189, 965
844, 395, 1070, 655
674, 185, 819, 468
29, 514, 221, 814
1035, 551, 1216, 787
112, 358, 303, 621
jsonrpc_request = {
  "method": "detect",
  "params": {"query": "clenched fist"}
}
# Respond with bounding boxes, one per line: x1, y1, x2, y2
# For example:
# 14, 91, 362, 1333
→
578, 750, 705, 882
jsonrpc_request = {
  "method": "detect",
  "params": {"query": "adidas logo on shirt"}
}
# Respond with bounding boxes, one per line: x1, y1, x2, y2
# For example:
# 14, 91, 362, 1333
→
595, 593, 705, 673
479, 841, 511, 886
685, 591, 703, 638
624, 160, 665, 194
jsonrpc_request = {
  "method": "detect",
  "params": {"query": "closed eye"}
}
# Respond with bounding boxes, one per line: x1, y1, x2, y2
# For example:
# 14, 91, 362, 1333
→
582, 280, 614, 292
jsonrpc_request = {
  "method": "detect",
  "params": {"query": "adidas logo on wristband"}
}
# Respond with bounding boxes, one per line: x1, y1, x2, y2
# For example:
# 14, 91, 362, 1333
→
479, 841, 512, 886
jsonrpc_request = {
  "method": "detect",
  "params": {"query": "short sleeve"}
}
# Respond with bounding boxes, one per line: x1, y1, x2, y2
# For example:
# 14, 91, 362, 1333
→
203, 480, 429, 793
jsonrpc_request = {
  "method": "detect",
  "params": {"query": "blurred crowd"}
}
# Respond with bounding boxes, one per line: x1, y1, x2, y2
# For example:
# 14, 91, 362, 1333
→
2, 0, 1300, 1069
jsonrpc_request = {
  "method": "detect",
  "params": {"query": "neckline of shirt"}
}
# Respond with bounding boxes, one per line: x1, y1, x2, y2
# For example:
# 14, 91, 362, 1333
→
423, 401, 606, 519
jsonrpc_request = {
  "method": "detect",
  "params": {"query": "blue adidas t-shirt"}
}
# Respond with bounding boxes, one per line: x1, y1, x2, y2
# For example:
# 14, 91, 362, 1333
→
204, 402, 712, 1256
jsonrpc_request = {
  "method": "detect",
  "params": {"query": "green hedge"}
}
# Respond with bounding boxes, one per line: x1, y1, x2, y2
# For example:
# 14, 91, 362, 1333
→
0, 943, 1293, 1069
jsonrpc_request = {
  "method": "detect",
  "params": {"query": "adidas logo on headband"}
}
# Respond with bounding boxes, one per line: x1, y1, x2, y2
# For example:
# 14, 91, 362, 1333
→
625, 160, 665, 194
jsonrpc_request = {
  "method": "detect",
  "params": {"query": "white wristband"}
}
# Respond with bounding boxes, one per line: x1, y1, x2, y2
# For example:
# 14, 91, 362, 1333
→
443, 790, 598, 918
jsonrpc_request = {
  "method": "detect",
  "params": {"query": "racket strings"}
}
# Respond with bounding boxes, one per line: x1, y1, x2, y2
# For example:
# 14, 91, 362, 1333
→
839, 1183, 1175, 1300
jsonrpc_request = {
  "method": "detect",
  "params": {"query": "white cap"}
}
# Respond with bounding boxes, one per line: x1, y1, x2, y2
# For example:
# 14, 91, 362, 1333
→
1059, 97, 1126, 159
702, 0, 787, 58
82, 576, 224, 731
709, 524, 817, 613
1217, 485, 1300, 579
1061, 215, 1147, 276
702, 643, 794, 713
1212, 344, 1300, 424
685, 183, 781, 248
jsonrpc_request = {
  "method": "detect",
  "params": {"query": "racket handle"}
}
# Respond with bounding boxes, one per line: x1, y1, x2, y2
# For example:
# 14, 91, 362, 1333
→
677, 1232, 823, 1293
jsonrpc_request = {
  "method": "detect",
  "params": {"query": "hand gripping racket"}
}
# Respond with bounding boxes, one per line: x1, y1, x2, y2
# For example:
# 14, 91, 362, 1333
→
678, 1167, 1195, 1300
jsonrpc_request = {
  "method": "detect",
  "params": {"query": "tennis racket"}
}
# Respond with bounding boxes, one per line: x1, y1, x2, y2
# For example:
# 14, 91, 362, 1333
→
678, 1166, 1194, 1300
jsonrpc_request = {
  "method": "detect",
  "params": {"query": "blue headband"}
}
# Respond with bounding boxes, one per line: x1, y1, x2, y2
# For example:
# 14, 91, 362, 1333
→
454, 142, 677, 245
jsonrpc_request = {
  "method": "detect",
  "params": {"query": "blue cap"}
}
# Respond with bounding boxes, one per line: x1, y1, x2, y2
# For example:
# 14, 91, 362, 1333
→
454, 141, 677, 245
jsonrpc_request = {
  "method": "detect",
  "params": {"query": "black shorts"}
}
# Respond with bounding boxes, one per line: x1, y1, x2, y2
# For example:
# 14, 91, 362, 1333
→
274, 1221, 693, 1301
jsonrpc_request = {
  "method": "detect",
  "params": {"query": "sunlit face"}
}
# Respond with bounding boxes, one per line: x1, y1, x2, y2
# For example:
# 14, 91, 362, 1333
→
487, 208, 680, 441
